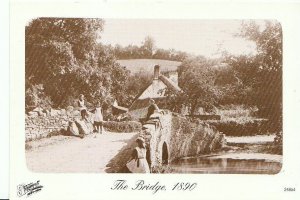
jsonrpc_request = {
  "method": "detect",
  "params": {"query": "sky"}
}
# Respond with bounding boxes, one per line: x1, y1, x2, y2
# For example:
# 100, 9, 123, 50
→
100, 19, 262, 58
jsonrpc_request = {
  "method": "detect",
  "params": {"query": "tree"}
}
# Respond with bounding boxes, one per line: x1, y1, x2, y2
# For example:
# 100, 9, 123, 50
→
238, 20, 282, 122
25, 18, 131, 110
215, 55, 259, 105
26, 18, 105, 106
166, 57, 219, 115
141, 36, 155, 57
124, 70, 153, 107
25, 84, 53, 111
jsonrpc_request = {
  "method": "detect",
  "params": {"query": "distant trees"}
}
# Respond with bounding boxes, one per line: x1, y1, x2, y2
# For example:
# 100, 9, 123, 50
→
140, 36, 155, 57
112, 36, 189, 61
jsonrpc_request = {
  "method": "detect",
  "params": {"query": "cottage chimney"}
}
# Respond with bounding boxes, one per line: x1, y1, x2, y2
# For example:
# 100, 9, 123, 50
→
154, 65, 160, 80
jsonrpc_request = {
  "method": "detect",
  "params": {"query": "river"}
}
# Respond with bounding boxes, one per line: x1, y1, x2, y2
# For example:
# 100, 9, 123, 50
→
169, 154, 282, 174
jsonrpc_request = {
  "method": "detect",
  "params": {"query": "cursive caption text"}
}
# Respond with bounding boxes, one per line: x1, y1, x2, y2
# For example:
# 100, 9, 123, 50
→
111, 180, 197, 194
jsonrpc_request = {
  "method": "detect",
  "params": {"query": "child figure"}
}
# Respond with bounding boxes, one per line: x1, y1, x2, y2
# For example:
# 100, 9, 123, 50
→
93, 101, 104, 134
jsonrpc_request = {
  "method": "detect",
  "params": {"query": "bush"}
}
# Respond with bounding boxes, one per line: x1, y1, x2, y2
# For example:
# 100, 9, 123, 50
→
216, 104, 258, 120
25, 84, 53, 112
103, 121, 142, 133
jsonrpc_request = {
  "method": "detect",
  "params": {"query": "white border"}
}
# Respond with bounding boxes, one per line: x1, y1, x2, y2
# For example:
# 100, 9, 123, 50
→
10, 1, 300, 200
0, 0, 9, 199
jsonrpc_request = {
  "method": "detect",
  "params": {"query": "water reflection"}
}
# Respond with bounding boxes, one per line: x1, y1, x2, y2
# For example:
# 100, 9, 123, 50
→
170, 156, 282, 174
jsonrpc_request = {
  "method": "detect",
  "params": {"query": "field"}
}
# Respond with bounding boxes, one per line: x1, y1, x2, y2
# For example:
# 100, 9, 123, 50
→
117, 59, 182, 74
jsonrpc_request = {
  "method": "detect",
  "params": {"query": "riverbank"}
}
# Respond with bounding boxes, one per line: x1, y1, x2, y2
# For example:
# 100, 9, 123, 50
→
168, 134, 282, 174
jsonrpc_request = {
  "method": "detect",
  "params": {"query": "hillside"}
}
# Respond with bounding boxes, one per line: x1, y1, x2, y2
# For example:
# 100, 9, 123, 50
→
117, 59, 182, 74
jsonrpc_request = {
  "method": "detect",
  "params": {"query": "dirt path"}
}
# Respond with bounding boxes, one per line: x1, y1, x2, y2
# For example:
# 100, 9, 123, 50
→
26, 132, 139, 173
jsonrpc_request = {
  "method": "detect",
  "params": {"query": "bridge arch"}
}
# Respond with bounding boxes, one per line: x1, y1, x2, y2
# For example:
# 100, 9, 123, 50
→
162, 142, 169, 164
139, 110, 172, 167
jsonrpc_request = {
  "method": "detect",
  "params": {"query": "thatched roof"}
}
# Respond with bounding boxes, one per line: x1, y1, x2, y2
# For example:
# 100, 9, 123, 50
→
158, 75, 181, 92
129, 75, 181, 111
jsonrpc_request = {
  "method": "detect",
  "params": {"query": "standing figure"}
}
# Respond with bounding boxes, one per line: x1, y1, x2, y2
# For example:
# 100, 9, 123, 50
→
93, 101, 104, 134
126, 137, 150, 173
78, 94, 88, 120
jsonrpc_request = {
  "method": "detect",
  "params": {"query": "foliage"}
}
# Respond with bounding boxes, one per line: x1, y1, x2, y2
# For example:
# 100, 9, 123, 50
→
212, 20, 282, 142
113, 36, 188, 61
165, 57, 220, 115
214, 57, 256, 105
103, 121, 142, 133
207, 119, 278, 136
125, 70, 153, 106
222, 20, 282, 122
25, 84, 53, 111
25, 18, 130, 110
216, 105, 258, 120
140, 36, 155, 58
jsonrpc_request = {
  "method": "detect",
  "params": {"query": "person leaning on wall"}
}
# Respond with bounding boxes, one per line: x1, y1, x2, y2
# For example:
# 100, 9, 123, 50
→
146, 99, 160, 120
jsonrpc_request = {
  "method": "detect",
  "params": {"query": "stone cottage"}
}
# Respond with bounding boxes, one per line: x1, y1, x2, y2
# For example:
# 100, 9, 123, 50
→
128, 65, 181, 120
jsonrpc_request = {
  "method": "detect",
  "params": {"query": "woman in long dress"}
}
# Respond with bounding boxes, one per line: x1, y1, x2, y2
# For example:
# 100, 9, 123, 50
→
126, 137, 150, 173
92, 101, 104, 134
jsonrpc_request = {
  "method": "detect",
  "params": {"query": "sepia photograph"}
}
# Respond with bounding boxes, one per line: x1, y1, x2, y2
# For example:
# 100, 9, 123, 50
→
24, 18, 283, 174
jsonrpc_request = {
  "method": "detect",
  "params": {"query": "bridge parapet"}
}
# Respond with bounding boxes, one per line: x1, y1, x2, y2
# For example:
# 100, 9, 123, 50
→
138, 110, 225, 169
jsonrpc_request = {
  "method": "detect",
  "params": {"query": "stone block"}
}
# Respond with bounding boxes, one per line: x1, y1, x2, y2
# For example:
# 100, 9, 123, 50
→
75, 119, 93, 135
60, 109, 66, 115
68, 121, 80, 136
50, 108, 61, 116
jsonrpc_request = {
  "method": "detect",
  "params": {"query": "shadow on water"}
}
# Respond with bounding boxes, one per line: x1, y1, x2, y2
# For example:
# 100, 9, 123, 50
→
170, 157, 282, 174
105, 133, 139, 173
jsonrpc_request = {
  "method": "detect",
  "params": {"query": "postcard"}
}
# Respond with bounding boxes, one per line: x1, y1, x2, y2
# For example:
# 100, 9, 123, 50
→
10, 1, 300, 200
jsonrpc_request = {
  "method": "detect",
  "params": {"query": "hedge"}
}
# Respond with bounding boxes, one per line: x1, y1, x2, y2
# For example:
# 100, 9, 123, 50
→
103, 121, 142, 133
206, 119, 281, 136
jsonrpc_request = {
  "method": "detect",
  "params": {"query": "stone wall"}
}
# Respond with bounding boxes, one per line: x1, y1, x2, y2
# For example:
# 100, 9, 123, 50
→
25, 108, 141, 142
25, 114, 73, 142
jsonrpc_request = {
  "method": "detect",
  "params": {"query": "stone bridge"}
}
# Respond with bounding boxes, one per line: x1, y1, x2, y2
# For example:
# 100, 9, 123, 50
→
139, 110, 225, 169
